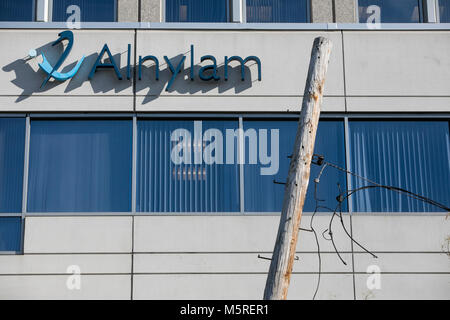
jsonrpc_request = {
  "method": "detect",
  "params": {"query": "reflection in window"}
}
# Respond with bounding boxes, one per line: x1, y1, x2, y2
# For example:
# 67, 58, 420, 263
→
439, 0, 450, 22
0, 0, 34, 21
137, 120, 240, 212
0, 217, 21, 252
243, 120, 347, 212
166, 0, 229, 22
0, 118, 25, 213
349, 121, 450, 212
246, 0, 309, 23
358, 0, 423, 23
27, 120, 132, 212
52, 0, 116, 22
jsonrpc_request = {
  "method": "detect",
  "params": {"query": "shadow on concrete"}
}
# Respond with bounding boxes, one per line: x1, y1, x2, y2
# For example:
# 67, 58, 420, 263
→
3, 44, 257, 104
137, 52, 256, 105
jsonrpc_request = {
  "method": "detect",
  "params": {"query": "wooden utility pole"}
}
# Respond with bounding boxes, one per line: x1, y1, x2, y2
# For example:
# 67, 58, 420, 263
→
263, 37, 333, 300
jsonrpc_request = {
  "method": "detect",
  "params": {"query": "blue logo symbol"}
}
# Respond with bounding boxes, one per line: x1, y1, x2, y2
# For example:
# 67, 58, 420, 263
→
37, 30, 85, 88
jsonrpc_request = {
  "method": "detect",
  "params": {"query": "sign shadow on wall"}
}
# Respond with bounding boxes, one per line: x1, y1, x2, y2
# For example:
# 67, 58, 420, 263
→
3, 44, 258, 104
137, 52, 257, 105
2, 41, 131, 102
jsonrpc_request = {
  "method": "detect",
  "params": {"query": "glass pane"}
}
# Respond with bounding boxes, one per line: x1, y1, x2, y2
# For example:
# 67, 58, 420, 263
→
0, 217, 21, 252
244, 120, 347, 212
0, 0, 33, 21
246, 0, 308, 23
28, 120, 132, 212
52, 0, 116, 22
439, 0, 450, 22
137, 120, 240, 212
349, 121, 450, 212
358, 0, 422, 23
0, 118, 25, 213
165, 0, 228, 22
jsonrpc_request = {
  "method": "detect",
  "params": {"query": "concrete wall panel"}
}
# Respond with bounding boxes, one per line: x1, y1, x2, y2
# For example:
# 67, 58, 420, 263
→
0, 275, 131, 299
0, 254, 131, 274
354, 253, 450, 273
134, 215, 352, 253
343, 31, 450, 96
134, 252, 352, 273
133, 274, 354, 300
355, 274, 450, 300
352, 215, 450, 252
0, 30, 134, 112
24, 217, 133, 254
135, 96, 345, 112
135, 30, 345, 111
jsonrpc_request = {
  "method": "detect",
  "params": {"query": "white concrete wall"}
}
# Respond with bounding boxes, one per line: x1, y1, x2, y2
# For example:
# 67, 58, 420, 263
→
0, 29, 449, 113
0, 214, 448, 299
0, 28, 449, 299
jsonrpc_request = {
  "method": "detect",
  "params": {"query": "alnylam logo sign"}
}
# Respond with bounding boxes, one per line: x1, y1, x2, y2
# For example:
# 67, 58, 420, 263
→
30, 31, 276, 175
31, 30, 262, 91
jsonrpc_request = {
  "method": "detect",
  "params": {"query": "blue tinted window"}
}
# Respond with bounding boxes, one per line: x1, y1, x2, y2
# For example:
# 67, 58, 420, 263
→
53, 0, 116, 22
349, 121, 450, 212
358, 0, 423, 23
166, 0, 229, 22
246, 0, 309, 23
244, 120, 347, 212
439, 0, 450, 22
0, 0, 34, 21
0, 217, 21, 252
137, 120, 240, 212
0, 118, 25, 213
28, 120, 132, 212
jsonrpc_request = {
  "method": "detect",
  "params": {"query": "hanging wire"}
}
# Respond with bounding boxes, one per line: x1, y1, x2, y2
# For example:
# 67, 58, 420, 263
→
260, 153, 449, 300
305, 154, 449, 299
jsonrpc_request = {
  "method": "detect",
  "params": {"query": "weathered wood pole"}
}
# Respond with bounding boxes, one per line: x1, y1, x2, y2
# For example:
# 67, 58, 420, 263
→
263, 37, 333, 300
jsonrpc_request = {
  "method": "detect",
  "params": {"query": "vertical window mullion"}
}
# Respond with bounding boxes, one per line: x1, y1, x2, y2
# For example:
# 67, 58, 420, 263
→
239, 117, 245, 214
344, 116, 353, 214
132, 115, 137, 213
20, 115, 31, 254
22, 116, 30, 215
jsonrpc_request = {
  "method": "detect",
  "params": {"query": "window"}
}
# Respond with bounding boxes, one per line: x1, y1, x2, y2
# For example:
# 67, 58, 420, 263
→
27, 119, 132, 212
0, 118, 25, 213
246, 0, 309, 23
358, 0, 423, 23
0, 217, 22, 252
137, 120, 240, 212
438, 0, 450, 22
52, 0, 117, 22
165, 0, 229, 22
0, 0, 34, 21
243, 120, 347, 212
349, 121, 450, 212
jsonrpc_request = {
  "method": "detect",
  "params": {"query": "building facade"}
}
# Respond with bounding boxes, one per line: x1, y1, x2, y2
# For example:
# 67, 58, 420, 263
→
0, 0, 449, 300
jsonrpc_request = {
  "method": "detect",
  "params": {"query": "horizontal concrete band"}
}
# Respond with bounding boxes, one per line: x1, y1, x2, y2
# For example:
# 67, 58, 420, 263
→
1, 22, 450, 30
1, 30, 450, 112
21, 215, 449, 254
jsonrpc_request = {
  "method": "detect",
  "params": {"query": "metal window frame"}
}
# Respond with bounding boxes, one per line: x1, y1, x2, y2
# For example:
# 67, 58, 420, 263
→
0, 112, 448, 218
232, 0, 243, 23
425, 0, 439, 22
436, 0, 450, 22
0, 116, 29, 254
2, 21, 450, 29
